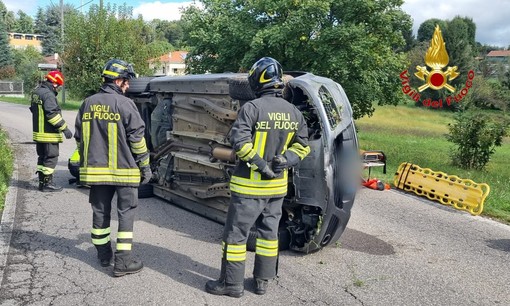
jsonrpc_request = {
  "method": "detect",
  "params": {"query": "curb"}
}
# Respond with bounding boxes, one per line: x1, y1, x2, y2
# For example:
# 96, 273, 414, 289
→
0, 153, 18, 284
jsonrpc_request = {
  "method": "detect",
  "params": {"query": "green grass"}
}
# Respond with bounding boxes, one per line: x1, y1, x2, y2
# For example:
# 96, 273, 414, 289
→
0, 95, 82, 110
357, 104, 510, 223
0, 127, 14, 211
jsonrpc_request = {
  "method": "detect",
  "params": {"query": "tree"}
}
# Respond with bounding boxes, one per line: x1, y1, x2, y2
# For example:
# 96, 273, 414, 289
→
34, 7, 45, 34
461, 16, 477, 54
37, 4, 77, 56
11, 46, 43, 91
148, 40, 174, 56
15, 10, 34, 33
0, 1, 16, 31
443, 17, 475, 88
181, 0, 412, 118
150, 19, 184, 48
401, 27, 416, 52
417, 18, 447, 42
63, 4, 161, 98
0, 17, 14, 79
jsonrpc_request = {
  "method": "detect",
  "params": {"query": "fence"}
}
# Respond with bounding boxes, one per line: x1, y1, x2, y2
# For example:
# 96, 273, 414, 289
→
0, 80, 24, 95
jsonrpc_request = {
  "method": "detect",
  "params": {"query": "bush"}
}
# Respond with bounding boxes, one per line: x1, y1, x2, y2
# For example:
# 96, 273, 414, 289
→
0, 65, 16, 79
0, 127, 14, 210
446, 110, 509, 170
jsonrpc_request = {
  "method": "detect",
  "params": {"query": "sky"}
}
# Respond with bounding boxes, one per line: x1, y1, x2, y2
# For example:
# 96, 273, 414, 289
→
3, 0, 509, 48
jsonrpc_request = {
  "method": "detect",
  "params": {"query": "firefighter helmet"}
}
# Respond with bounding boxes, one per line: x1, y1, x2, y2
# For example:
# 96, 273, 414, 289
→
102, 59, 136, 81
248, 57, 284, 94
45, 70, 64, 86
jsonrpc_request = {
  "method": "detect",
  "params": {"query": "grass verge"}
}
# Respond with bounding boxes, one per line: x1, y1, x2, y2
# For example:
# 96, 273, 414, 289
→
0, 127, 14, 211
356, 104, 510, 223
0, 95, 82, 111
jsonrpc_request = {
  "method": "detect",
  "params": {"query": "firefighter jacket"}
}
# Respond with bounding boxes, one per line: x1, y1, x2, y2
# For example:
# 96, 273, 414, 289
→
229, 92, 311, 198
30, 81, 68, 143
74, 83, 149, 187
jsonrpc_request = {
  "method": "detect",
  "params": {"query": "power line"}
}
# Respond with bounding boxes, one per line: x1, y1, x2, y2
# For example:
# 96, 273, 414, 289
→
76, 0, 95, 10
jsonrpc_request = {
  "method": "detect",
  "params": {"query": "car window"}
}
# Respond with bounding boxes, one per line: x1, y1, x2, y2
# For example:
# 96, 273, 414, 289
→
318, 85, 342, 130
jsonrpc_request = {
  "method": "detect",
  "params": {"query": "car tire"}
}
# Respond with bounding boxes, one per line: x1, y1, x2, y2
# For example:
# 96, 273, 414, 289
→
138, 183, 154, 198
127, 77, 155, 94
228, 77, 257, 101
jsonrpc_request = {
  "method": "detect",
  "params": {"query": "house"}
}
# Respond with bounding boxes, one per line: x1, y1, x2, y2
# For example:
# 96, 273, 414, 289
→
485, 50, 510, 63
149, 51, 188, 76
484, 50, 510, 76
8, 32, 43, 52
41, 54, 61, 68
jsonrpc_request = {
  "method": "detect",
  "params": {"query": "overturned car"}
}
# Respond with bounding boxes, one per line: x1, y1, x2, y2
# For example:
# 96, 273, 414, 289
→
126, 72, 360, 254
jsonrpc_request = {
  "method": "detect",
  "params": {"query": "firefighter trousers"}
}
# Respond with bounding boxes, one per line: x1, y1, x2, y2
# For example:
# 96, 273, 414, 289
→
89, 185, 138, 260
220, 195, 283, 285
36, 143, 59, 174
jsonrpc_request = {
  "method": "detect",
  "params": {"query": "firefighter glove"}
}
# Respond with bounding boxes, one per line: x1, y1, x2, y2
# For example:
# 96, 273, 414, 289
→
249, 155, 277, 179
63, 128, 73, 139
272, 155, 287, 175
259, 164, 277, 179
140, 166, 152, 185
284, 150, 300, 167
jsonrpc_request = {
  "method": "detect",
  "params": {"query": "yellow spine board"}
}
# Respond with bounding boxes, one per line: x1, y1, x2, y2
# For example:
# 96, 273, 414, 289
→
393, 163, 490, 215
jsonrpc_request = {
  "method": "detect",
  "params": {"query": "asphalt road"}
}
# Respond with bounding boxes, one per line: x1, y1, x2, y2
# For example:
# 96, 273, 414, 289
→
1, 101, 509, 306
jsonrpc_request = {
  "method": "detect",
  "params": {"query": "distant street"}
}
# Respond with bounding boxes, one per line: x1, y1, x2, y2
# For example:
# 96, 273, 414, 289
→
1, 101, 510, 305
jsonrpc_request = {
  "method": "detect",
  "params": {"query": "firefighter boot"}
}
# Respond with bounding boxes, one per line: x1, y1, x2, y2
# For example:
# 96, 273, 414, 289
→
205, 280, 244, 298
205, 258, 244, 298
38, 172, 63, 192
113, 253, 143, 277
254, 278, 268, 295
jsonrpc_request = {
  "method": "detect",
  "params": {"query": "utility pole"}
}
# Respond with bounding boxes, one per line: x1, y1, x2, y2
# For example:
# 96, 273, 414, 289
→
60, 0, 66, 104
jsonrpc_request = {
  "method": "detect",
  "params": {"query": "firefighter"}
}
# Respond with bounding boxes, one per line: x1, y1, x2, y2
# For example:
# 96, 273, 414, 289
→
30, 70, 73, 192
205, 57, 311, 297
74, 59, 152, 276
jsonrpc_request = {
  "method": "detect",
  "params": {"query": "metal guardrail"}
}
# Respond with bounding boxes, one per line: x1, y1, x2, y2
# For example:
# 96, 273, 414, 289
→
0, 80, 24, 95
394, 162, 490, 215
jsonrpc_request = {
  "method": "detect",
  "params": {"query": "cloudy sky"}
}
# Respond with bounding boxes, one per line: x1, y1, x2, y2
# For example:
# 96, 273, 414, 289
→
3, 0, 509, 47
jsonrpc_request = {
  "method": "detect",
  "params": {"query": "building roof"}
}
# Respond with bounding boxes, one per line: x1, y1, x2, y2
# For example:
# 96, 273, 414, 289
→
43, 54, 61, 66
151, 51, 188, 64
486, 50, 510, 57
8, 32, 43, 36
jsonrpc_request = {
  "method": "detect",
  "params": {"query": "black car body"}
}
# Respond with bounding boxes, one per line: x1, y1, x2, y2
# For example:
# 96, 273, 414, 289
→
127, 72, 360, 253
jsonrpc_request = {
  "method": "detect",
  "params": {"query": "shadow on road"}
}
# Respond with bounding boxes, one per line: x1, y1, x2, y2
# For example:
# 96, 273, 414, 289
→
486, 239, 510, 253
8, 230, 219, 291
339, 228, 395, 256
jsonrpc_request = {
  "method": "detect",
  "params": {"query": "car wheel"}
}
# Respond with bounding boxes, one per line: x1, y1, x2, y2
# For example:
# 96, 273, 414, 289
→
127, 77, 156, 94
228, 77, 257, 101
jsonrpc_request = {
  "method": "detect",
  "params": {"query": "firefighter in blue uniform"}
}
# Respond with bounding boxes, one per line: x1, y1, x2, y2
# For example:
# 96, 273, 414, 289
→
31, 70, 73, 192
206, 57, 311, 297
74, 59, 152, 276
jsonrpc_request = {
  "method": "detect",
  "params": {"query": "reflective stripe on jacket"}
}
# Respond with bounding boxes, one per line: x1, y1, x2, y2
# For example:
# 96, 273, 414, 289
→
31, 82, 66, 143
229, 93, 310, 198
75, 83, 149, 187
